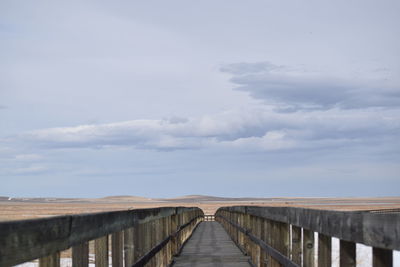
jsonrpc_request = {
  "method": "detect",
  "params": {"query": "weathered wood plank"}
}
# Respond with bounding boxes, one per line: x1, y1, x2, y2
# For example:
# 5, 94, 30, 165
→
0, 207, 202, 266
112, 231, 123, 267
95, 235, 109, 267
72, 242, 89, 267
173, 222, 251, 267
303, 229, 314, 267
373, 247, 392, 267
39, 252, 60, 267
0, 216, 71, 266
340, 240, 355, 267
216, 214, 298, 267
291, 225, 301, 265
132, 214, 201, 267
259, 218, 267, 267
218, 206, 400, 250
279, 222, 290, 257
318, 234, 331, 267
124, 227, 135, 266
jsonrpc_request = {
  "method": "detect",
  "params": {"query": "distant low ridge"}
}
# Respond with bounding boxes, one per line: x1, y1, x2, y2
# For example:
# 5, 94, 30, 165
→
100, 195, 154, 201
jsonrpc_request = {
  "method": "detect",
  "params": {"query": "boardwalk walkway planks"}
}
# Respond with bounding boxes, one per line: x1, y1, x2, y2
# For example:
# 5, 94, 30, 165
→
173, 221, 251, 267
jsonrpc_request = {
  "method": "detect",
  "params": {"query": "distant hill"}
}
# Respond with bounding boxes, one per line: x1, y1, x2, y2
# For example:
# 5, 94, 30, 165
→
159, 194, 272, 202
99, 195, 154, 202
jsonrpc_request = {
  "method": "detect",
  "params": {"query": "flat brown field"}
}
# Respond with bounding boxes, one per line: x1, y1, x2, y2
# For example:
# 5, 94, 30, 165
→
1, 195, 400, 222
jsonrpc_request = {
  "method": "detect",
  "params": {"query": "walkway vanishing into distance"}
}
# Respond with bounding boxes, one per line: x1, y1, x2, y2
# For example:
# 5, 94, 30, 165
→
1, 206, 399, 267
173, 221, 251, 267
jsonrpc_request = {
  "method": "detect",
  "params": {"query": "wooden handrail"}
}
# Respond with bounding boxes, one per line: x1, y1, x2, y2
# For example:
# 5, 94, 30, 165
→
0, 207, 204, 266
216, 206, 399, 267
216, 206, 400, 250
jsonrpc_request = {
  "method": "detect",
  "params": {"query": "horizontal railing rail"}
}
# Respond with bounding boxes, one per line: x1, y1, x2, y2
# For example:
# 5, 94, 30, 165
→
216, 206, 400, 267
0, 206, 204, 266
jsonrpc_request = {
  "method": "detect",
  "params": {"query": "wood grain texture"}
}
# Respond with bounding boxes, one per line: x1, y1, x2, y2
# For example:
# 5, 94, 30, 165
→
291, 225, 302, 265
39, 252, 60, 267
318, 234, 331, 267
0, 207, 202, 266
303, 229, 314, 267
124, 227, 135, 266
112, 231, 123, 267
72, 242, 89, 267
173, 222, 251, 267
217, 206, 400, 250
340, 240, 355, 267
95, 235, 109, 267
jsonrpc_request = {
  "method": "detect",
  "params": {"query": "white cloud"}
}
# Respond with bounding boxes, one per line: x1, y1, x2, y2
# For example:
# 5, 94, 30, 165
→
16, 107, 400, 153
221, 130, 297, 151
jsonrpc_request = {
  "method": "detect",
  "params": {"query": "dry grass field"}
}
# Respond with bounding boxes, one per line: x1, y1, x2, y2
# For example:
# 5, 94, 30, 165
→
1, 195, 400, 222
2, 195, 400, 266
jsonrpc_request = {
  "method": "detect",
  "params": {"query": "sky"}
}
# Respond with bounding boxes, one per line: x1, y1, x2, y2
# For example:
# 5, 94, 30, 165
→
0, 0, 399, 198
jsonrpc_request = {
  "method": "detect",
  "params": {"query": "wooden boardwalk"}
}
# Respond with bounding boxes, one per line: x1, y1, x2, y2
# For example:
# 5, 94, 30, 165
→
173, 221, 251, 267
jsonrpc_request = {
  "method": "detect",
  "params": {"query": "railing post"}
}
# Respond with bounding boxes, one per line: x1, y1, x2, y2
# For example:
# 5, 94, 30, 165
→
144, 222, 152, 264
340, 240, 356, 267
161, 217, 167, 266
259, 217, 266, 267
72, 242, 89, 267
155, 218, 162, 267
303, 228, 314, 267
171, 214, 178, 256
270, 220, 280, 267
166, 215, 172, 264
373, 247, 393, 267
149, 220, 156, 267
291, 225, 302, 265
239, 212, 244, 250
249, 215, 257, 265
39, 252, 60, 267
254, 216, 262, 267
318, 234, 331, 267
244, 213, 251, 254
235, 212, 239, 244
264, 219, 276, 267
279, 221, 290, 257
112, 231, 123, 267
168, 215, 173, 264
124, 227, 135, 266
95, 235, 109, 267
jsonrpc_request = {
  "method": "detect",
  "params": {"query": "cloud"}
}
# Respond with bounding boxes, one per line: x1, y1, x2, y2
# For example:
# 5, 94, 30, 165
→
221, 62, 400, 111
15, 108, 400, 153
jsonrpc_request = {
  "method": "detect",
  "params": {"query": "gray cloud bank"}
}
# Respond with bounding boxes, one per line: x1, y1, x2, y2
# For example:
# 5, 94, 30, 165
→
221, 62, 400, 112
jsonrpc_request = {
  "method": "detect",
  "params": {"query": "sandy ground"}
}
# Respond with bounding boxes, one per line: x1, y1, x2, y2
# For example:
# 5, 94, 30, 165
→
1, 195, 400, 221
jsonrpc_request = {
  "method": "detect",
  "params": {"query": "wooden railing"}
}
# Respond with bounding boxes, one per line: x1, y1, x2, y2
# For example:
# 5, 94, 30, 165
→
0, 207, 203, 266
216, 206, 400, 267
204, 215, 215, 221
